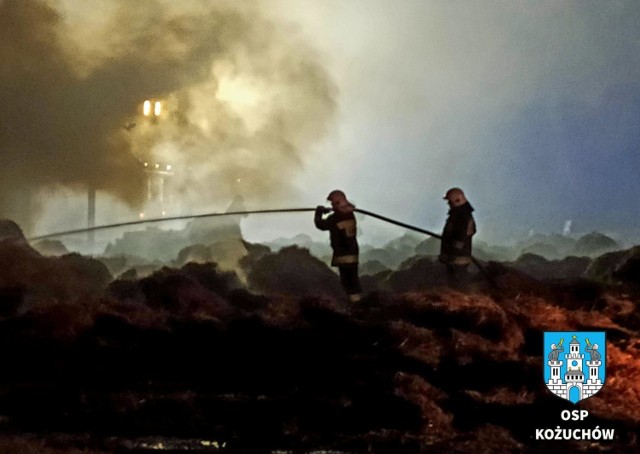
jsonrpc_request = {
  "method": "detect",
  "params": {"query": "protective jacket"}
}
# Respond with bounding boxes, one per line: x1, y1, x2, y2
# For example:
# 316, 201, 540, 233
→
314, 206, 359, 266
440, 202, 476, 266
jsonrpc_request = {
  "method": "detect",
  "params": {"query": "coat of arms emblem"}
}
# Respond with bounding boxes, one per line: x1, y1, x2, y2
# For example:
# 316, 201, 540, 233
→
544, 331, 606, 404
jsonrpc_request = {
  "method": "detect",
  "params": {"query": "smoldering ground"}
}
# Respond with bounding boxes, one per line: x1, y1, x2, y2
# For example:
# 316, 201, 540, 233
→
0, 0, 336, 232
2, 220, 640, 452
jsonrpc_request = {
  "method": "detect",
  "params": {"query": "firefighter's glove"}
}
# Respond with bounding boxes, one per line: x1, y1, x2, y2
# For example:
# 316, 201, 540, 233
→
315, 206, 328, 216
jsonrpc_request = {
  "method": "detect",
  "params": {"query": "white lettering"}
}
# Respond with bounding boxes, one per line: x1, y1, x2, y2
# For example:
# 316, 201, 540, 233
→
535, 425, 613, 441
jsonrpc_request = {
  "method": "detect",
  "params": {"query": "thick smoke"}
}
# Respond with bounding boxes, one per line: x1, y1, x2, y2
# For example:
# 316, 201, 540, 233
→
0, 0, 336, 232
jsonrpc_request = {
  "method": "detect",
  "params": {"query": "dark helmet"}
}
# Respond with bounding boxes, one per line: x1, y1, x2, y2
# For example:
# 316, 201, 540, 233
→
327, 190, 347, 202
443, 187, 467, 207
327, 189, 354, 213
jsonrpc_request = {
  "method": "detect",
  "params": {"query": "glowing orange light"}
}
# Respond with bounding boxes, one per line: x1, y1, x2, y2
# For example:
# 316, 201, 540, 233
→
154, 101, 162, 116
143, 100, 151, 116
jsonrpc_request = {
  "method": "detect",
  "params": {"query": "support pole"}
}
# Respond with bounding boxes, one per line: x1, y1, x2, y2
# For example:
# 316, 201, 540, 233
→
87, 186, 96, 246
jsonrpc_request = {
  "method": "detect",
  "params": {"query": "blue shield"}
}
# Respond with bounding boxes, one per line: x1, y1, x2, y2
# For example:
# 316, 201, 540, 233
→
544, 331, 606, 404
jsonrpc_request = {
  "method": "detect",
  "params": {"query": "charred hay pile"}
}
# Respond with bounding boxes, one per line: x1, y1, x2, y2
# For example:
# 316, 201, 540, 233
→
1, 222, 640, 452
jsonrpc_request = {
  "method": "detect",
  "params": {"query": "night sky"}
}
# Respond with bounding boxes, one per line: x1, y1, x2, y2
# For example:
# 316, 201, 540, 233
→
262, 0, 640, 245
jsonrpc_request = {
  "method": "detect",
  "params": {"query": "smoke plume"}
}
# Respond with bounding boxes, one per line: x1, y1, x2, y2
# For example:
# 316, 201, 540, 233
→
0, 0, 337, 231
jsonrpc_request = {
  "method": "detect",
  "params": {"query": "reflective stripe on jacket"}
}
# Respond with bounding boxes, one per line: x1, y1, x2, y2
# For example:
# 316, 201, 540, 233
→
315, 208, 359, 266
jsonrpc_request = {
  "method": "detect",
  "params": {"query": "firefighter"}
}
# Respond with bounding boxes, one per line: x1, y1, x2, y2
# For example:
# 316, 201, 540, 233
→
314, 190, 362, 302
439, 187, 476, 287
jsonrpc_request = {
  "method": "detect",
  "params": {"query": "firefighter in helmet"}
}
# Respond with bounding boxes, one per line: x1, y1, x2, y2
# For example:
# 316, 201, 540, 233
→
314, 190, 362, 302
439, 187, 476, 286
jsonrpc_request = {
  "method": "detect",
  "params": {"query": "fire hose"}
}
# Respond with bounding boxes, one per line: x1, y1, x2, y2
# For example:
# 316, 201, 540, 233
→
354, 208, 496, 287
27, 207, 495, 286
